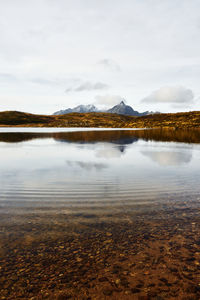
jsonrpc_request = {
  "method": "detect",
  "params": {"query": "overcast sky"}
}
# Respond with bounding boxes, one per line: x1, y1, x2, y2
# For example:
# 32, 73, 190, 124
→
0, 0, 200, 114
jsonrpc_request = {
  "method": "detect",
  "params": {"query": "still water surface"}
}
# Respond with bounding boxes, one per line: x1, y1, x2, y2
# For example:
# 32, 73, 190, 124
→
0, 128, 200, 214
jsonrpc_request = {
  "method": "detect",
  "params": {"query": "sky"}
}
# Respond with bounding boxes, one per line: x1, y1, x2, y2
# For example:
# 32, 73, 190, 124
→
0, 0, 200, 114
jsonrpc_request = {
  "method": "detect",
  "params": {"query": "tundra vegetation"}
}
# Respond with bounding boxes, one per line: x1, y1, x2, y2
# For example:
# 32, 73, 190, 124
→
0, 110, 200, 128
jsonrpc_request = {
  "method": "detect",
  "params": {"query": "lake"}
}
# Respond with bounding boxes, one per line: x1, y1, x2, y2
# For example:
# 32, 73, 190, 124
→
0, 128, 200, 299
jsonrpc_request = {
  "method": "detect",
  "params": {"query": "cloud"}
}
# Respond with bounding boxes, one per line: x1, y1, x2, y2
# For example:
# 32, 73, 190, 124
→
30, 78, 60, 86
98, 59, 121, 72
141, 86, 194, 104
95, 94, 124, 106
65, 81, 109, 93
0, 73, 17, 81
141, 150, 192, 166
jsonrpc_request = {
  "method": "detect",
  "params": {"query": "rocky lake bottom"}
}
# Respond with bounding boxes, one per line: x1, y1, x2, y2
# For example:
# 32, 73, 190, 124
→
0, 203, 200, 299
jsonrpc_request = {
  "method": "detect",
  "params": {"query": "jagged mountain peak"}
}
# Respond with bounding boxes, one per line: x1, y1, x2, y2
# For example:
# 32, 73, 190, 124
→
107, 101, 140, 116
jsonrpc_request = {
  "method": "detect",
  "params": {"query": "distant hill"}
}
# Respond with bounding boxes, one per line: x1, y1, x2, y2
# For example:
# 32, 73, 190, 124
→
0, 111, 52, 125
53, 101, 155, 116
0, 110, 200, 128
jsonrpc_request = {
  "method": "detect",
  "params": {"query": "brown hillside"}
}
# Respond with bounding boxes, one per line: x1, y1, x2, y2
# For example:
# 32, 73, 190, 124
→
0, 110, 200, 128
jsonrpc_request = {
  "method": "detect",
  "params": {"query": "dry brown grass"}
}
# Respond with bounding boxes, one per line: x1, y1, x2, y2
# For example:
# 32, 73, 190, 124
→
0, 110, 200, 128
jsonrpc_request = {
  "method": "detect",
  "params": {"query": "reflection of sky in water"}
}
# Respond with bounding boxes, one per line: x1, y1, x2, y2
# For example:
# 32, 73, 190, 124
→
0, 131, 200, 210
141, 150, 192, 166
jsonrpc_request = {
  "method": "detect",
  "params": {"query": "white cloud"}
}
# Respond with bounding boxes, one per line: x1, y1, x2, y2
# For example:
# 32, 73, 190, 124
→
142, 86, 194, 104
95, 94, 124, 107
0, 73, 17, 81
98, 59, 121, 72
65, 81, 109, 93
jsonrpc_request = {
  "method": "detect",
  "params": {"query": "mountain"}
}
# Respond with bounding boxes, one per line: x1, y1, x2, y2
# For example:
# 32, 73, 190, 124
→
54, 104, 98, 115
107, 101, 140, 116
53, 101, 156, 116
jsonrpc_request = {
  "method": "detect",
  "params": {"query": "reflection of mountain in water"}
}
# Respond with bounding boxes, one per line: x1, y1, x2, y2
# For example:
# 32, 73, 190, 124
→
0, 131, 140, 145
95, 144, 127, 158
0, 128, 200, 144
141, 150, 192, 166
118, 145, 125, 153
53, 131, 139, 145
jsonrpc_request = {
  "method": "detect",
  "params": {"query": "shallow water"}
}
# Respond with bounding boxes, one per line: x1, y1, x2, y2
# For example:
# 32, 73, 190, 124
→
0, 128, 200, 299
